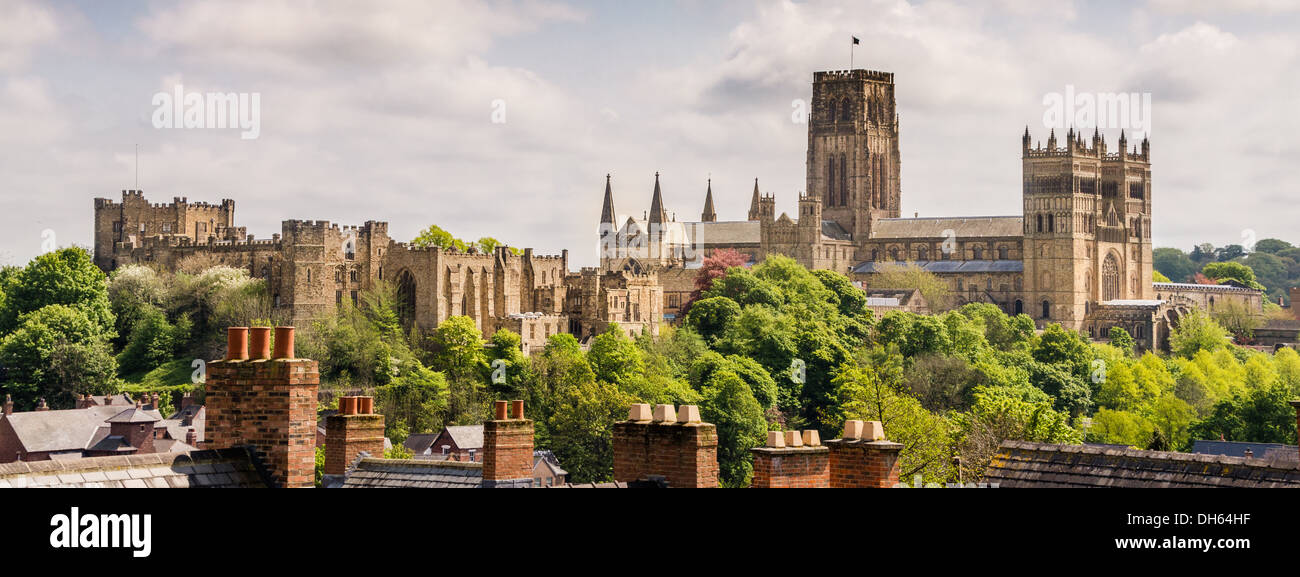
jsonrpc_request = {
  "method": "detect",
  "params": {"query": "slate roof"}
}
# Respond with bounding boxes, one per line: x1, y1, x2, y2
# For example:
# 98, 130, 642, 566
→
443, 425, 484, 450
4, 405, 161, 453
1154, 282, 1259, 294
851, 259, 1024, 275
985, 441, 1300, 488
533, 450, 568, 477
870, 216, 1023, 239
105, 407, 161, 423
341, 458, 484, 488
403, 433, 440, 455
821, 220, 852, 241
0, 448, 270, 488
1192, 440, 1299, 463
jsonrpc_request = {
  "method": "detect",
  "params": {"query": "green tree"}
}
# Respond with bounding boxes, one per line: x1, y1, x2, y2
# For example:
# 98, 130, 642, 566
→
1168, 310, 1231, 358
1201, 261, 1265, 290
683, 296, 741, 344
547, 378, 635, 483
0, 247, 114, 336
699, 370, 767, 487
1107, 326, 1135, 356
587, 324, 646, 385
1153, 247, 1197, 283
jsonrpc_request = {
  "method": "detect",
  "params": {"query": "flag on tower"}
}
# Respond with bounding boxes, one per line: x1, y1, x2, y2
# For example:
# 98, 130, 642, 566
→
852, 36, 860, 45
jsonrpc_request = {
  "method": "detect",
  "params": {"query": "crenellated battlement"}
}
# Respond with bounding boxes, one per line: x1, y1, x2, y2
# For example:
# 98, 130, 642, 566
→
814, 69, 894, 84
1023, 128, 1149, 162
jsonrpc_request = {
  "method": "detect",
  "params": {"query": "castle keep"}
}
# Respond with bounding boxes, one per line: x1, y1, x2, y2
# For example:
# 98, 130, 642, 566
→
599, 68, 1262, 350
94, 195, 661, 351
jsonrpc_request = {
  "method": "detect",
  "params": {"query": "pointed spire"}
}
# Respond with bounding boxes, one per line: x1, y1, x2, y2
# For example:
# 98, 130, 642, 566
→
649, 172, 667, 225
748, 178, 762, 221
701, 178, 717, 222
600, 173, 616, 225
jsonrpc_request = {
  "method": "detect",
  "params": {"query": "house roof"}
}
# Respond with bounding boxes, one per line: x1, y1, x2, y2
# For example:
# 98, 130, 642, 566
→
870, 216, 1023, 239
533, 450, 568, 477
1191, 440, 1299, 463
403, 433, 439, 454
341, 458, 484, 488
0, 448, 270, 488
4, 405, 130, 453
105, 407, 162, 424
985, 441, 1300, 488
442, 425, 484, 450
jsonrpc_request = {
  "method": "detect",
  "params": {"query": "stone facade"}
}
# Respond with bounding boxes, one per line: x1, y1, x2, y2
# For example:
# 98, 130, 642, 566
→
598, 67, 1263, 351
95, 191, 659, 347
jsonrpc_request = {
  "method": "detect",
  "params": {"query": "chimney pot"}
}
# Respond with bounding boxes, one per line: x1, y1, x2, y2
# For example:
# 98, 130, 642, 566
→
843, 420, 864, 440
628, 403, 652, 421
511, 399, 525, 420
273, 326, 295, 359
766, 430, 785, 448
802, 430, 821, 447
676, 405, 700, 424
358, 396, 373, 415
863, 421, 886, 441
248, 327, 272, 360
225, 327, 250, 361
784, 430, 803, 447
653, 404, 676, 422
339, 396, 358, 415
493, 400, 509, 420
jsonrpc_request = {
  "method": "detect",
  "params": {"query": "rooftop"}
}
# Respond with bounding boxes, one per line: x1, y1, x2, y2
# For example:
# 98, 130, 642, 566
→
0, 448, 269, 488
985, 441, 1300, 488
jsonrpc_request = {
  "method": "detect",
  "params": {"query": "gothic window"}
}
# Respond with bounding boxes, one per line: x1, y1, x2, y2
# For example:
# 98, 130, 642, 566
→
1014, 299, 1023, 315
1048, 214, 1055, 232
828, 100, 837, 122
840, 98, 851, 121
956, 279, 964, 291
918, 247, 929, 261
973, 246, 984, 260
113, 221, 123, 233
1042, 300, 1051, 319
350, 270, 359, 283
1014, 277, 1022, 291
839, 154, 847, 206
1037, 214, 1043, 233
998, 245, 1009, 260
828, 157, 836, 205
1102, 253, 1120, 301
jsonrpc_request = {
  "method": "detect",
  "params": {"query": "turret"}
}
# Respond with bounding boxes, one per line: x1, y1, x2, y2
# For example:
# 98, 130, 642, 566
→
701, 178, 717, 223
747, 178, 762, 221
1022, 126, 1031, 154
1047, 128, 1057, 151
600, 174, 616, 226
649, 172, 668, 227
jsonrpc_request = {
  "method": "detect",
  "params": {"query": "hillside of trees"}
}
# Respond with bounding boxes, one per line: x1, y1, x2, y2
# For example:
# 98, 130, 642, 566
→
1154, 238, 1300, 306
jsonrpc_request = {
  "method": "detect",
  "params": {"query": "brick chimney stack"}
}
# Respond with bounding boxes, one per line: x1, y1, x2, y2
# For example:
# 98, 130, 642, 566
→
205, 326, 319, 488
825, 420, 902, 488
751, 430, 830, 488
482, 400, 535, 488
324, 395, 386, 477
613, 403, 719, 488
185, 427, 198, 447
35, 398, 48, 411
3, 394, 12, 416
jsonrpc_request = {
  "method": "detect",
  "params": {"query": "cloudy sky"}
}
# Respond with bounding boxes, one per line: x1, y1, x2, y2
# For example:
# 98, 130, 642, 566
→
2, 0, 1298, 268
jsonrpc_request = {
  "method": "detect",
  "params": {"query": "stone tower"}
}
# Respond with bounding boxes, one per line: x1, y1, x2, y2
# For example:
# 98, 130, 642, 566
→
1022, 127, 1153, 328
806, 69, 901, 241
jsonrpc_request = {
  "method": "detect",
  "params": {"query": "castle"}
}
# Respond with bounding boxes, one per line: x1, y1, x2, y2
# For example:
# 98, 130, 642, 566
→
599, 69, 1263, 351
93, 193, 662, 353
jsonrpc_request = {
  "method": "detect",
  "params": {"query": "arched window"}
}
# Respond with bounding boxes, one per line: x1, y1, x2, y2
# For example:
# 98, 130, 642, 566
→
840, 98, 851, 121
839, 154, 848, 206
1014, 299, 1023, 315
1037, 214, 1043, 233
998, 246, 1009, 260
956, 279, 964, 291
973, 246, 984, 260
1042, 300, 1051, 319
918, 247, 929, 260
1102, 253, 1120, 301
828, 157, 836, 206
1048, 214, 1055, 232
828, 100, 837, 122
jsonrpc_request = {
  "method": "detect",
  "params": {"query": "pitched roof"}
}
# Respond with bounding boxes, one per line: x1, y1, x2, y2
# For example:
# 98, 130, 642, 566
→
105, 407, 161, 424
0, 448, 270, 488
870, 216, 1023, 239
4, 405, 128, 453
443, 425, 484, 450
985, 441, 1300, 488
821, 220, 852, 241
341, 458, 484, 488
403, 433, 440, 454
1192, 440, 1299, 463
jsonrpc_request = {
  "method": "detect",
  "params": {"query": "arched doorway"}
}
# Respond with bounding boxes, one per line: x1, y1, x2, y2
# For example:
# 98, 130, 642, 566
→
1102, 252, 1120, 301
395, 269, 417, 329
1014, 299, 1023, 315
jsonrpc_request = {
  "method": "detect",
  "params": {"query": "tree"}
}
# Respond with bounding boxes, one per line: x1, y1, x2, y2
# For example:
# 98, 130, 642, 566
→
547, 378, 635, 483
699, 370, 767, 487
951, 384, 1080, 479
587, 324, 646, 385
1108, 326, 1135, 356
683, 296, 741, 344
683, 249, 750, 314
834, 355, 954, 484
1153, 247, 1197, 283
1201, 261, 1265, 291
411, 224, 467, 252
869, 262, 951, 311
0, 305, 119, 408
0, 247, 115, 336
1253, 238, 1293, 254
1215, 244, 1246, 262
1211, 299, 1263, 343
1168, 310, 1230, 358
1188, 382, 1298, 445
428, 316, 488, 425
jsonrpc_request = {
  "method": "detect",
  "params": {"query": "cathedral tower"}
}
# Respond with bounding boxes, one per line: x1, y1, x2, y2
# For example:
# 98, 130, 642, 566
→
1022, 128, 1152, 328
806, 69, 901, 242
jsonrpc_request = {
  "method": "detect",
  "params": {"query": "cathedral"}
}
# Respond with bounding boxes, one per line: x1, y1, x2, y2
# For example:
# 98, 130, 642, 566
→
598, 69, 1263, 351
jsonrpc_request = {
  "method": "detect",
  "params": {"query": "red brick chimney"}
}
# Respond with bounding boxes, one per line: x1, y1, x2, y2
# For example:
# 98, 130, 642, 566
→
205, 326, 319, 488
76, 394, 93, 409
482, 400, 534, 488
185, 427, 197, 447
751, 430, 829, 488
613, 403, 719, 488
35, 398, 48, 411
825, 420, 902, 488
324, 395, 385, 477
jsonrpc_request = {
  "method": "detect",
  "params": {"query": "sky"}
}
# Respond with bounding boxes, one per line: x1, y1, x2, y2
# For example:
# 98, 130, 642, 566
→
1, 0, 1298, 268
